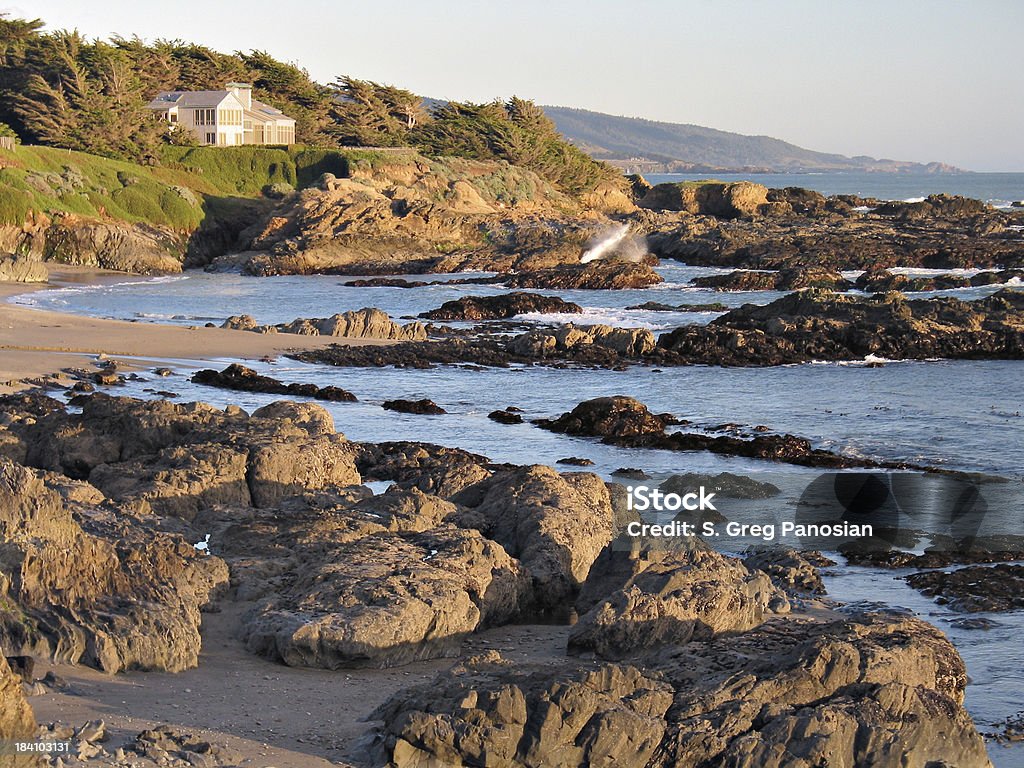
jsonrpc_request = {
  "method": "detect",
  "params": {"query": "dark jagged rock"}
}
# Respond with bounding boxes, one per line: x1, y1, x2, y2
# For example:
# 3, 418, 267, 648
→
557, 456, 594, 466
661, 471, 781, 499
625, 300, 729, 312
691, 266, 852, 291
647, 191, 1023, 271
192, 363, 357, 402
906, 564, 1024, 612
498, 261, 663, 290
419, 292, 583, 321
536, 396, 894, 469
657, 288, 1024, 366
382, 398, 447, 415
611, 467, 649, 480
487, 409, 524, 424
342, 277, 431, 288
854, 268, 974, 293
535, 395, 671, 438
743, 547, 835, 595
840, 535, 1024, 568
356, 441, 494, 499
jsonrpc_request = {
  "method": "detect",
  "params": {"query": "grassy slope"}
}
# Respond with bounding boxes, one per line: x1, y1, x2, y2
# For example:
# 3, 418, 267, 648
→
0, 144, 367, 229
0, 144, 570, 231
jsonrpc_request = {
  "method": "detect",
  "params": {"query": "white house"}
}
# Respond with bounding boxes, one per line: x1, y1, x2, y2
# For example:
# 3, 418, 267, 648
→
147, 83, 296, 146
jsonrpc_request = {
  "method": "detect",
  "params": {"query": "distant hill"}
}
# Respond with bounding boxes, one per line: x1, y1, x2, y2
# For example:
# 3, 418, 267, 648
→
541, 106, 961, 174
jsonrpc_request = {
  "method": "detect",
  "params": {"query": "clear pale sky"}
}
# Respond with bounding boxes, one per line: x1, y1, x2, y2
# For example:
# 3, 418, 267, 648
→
9, 0, 1023, 171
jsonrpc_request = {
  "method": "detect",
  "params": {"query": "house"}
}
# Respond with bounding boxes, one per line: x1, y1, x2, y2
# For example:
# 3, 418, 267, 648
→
147, 83, 296, 146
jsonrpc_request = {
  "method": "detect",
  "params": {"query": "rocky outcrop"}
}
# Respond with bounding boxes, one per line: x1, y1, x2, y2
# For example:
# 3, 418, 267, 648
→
535, 395, 671, 438
0, 214, 185, 275
451, 466, 616, 617
276, 307, 427, 341
569, 537, 787, 657
218, 494, 529, 669
382, 398, 446, 415
536, 396, 915, 470
0, 460, 228, 673
419, 292, 583, 321
658, 288, 1024, 365
639, 181, 770, 218
372, 613, 990, 768
0, 254, 47, 282
508, 324, 657, 358
1, 394, 360, 516
906, 564, 1024, 612
356, 441, 494, 499
647, 192, 1022, 271
213, 161, 623, 276
691, 266, 852, 291
192, 363, 357, 402
499, 261, 663, 290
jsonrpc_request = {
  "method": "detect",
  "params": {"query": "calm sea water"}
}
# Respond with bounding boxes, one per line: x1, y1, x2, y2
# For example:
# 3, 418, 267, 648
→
646, 171, 1024, 207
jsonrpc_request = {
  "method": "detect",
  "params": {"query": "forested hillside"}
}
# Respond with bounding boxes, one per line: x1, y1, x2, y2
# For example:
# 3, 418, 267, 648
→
0, 15, 615, 195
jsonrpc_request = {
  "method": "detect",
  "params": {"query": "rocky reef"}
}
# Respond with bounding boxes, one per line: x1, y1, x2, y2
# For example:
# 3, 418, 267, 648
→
0, 391, 997, 766
645, 191, 1024, 271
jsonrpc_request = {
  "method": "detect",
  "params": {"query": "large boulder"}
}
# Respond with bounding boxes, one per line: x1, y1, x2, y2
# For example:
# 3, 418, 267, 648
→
452, 466, 616, 617
223, 497, 529, 669
569, 536, 787, 658
374, 656, 673, 768
0, 254, 47, 282
639, 181, 770, 218
0, 460, 228, 673
534, 396, 669, 438
420, 292, 583, 321
277, 307, 426, 340
371, 614, 990, 768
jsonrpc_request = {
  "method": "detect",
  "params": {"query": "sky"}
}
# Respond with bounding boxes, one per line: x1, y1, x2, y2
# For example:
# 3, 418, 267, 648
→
9, 0, 1023, 171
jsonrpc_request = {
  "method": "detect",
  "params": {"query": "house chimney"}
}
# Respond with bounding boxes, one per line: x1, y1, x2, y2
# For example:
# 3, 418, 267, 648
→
227, 82, 252, 109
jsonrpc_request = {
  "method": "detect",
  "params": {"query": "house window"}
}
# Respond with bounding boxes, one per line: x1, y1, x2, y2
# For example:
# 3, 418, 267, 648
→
169, 113, 178, 123
194, 108, 216, 126
205, 132, 215, 144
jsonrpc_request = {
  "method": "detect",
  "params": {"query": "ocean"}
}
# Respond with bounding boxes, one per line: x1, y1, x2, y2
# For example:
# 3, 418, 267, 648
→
645, 171, 1024, 207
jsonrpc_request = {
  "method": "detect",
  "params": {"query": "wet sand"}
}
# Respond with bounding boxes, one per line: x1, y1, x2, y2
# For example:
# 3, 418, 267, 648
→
0, 267, 386, 394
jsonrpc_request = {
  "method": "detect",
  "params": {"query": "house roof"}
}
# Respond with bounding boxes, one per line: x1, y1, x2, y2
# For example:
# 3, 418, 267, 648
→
147, 90, 235, 110
245, 99, 296, 125
147, 89, 296, 125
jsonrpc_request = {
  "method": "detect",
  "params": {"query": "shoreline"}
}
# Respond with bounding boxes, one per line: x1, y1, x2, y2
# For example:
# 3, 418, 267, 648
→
0, 266, 386, 395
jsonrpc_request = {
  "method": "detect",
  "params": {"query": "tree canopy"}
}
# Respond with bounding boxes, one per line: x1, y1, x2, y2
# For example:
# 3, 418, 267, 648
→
0, 14, 614, 193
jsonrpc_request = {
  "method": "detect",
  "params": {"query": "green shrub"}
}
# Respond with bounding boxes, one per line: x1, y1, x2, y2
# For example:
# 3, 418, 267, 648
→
112, 185, 166, 223
0, 186, 31, 224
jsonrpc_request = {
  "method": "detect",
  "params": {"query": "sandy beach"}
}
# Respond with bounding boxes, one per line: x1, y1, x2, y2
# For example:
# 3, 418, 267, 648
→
0, 267, 385, 394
